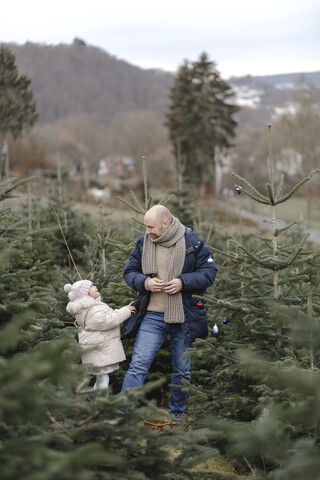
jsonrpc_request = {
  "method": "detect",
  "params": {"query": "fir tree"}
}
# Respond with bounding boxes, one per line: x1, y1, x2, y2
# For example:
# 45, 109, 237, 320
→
0, 46, 38, 175
165, 52, 239, 193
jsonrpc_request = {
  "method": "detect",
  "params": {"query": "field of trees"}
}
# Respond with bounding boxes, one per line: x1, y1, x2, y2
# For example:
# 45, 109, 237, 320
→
1, 43, 320, 479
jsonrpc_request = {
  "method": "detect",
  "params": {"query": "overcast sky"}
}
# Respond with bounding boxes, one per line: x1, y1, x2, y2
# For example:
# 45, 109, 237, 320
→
1, 0, 319, 78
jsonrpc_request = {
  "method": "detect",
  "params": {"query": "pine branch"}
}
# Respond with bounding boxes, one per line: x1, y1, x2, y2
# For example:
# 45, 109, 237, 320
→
0, 176, 37, 200
276, 169, 320, 205
243, 454, 256, 476
235, 186, 270, 205
103, 237, 135, 254
46, 410, 71, 436
294, 252, 320, 265
266, 183, 275, 205
249, 233, 273, 242
275, 173, 285, 202
5, 226, 58, 250
296, 233, 312, 247
146, 196, 152, 210
232, 172, 269, 203
158, 193, 175, 206
129, 190, 146, 213
265, 273, 309, 286
131, 216, 145, 227
198, 295, 252, 313
207, 244, 241, 262
20, 225, 58, 238
116, 195, 145, 215
0, 216, 31, 238
237, 244, 303, 270
0, 207, 11, 218
0, 177, 17, 188
274, 221, 297, 236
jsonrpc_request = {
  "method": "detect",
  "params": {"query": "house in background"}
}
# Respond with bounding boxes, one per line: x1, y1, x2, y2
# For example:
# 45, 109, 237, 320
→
98, 156, 135, 178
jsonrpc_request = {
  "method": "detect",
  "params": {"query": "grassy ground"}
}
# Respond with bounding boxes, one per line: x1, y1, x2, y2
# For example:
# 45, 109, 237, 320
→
187, 456, 240, 477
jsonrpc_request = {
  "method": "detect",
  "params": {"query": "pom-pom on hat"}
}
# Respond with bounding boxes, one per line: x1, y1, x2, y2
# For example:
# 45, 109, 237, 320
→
64, 280, 93, 301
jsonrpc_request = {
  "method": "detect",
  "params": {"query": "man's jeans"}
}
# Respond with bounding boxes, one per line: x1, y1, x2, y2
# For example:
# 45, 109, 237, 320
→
120, 311, 192, 414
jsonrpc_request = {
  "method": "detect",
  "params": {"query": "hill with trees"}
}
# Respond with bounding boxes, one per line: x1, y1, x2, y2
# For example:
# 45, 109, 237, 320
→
4, 41, 319, 128
1, 41, 175, 181
5, 40, 174, 124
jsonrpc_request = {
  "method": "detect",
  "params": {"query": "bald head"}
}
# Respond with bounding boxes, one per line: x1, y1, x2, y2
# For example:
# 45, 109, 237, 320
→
144, 205, 173, 239
145, 205, 172, 223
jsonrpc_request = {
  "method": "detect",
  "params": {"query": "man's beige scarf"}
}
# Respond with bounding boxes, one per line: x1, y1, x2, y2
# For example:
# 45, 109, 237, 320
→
142, 216, 186, 323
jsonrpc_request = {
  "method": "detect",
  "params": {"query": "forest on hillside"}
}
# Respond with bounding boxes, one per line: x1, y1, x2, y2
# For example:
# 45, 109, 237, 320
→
2, 41, 175, 185
7, 41, 174, 122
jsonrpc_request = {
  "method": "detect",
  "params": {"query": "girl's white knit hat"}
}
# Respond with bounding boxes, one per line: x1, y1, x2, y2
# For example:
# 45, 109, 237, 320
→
64, 280, 93, 301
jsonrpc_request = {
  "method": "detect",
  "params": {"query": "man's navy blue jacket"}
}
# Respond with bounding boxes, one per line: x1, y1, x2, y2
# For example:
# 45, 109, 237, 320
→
123, 226, 218, 343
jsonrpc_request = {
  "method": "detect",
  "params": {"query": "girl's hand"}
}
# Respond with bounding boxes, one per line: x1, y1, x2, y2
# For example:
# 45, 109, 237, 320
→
127, 301, 136, 313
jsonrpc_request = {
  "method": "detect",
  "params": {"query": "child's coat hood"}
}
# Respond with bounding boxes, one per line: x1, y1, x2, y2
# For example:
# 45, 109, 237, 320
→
66, 295, 100, 316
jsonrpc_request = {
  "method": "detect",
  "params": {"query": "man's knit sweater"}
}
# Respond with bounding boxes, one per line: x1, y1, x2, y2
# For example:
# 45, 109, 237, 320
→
147, 244, 169, 313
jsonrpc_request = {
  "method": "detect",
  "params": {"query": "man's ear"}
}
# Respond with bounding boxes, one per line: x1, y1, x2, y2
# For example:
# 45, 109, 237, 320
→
163, 219, 170, 230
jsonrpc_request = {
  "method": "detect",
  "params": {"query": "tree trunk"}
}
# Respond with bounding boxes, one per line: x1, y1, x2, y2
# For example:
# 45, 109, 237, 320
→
215, 162, 222, 199
4, 137, 9, 176
0, 137, 9, 178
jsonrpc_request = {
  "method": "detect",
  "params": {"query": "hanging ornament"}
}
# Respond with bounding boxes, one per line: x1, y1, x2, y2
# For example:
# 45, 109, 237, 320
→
197, 301, 204, 309
212, 323, 219, 335
235, 185, 242, 195
223, 318, 229, 324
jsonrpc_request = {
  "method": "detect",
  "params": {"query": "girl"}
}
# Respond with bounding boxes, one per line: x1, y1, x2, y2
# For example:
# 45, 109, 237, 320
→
64, 279, 135, 391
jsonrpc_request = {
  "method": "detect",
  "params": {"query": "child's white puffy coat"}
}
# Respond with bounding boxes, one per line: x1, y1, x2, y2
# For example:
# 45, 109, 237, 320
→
66, 295, 131, 367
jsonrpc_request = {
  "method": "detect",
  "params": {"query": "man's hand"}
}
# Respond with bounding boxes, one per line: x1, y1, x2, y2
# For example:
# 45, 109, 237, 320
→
146, 277, 165, 292
164, 278, 183, 295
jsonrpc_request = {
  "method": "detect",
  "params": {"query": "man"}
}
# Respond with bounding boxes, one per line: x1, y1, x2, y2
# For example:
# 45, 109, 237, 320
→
120, 205, 217, 417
